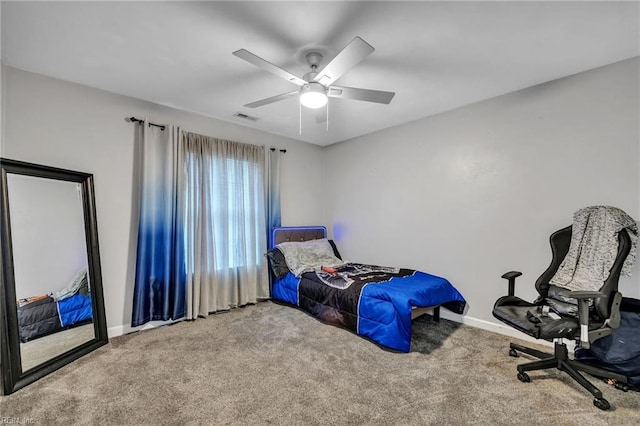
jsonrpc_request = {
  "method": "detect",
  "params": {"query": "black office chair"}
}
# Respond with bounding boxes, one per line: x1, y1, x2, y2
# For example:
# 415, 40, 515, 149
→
493, 225, 632, 411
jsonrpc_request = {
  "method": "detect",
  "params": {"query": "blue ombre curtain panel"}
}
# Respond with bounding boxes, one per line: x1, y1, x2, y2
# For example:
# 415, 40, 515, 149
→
266, 148, 284, 248
131, 121, 186, 327
182, 132, 269, 319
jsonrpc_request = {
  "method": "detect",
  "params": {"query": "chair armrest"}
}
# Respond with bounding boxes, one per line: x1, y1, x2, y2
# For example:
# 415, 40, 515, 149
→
556, 290, 623, 349
501, 271, 522, 280
561, 290, 605, 300
557, 290, 607, 349
501, 271, 522, 297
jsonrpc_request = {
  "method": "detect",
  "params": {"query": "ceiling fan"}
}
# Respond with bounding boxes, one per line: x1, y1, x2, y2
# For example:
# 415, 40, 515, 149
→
232, 36, 395, 111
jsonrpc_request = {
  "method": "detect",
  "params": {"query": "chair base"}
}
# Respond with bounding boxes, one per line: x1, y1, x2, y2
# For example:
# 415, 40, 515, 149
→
509, 341, 628, 411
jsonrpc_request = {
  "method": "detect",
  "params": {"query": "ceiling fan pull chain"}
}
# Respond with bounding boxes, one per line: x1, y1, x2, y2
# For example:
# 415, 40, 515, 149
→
299, 101, 302, 136
326, 99, 329, 132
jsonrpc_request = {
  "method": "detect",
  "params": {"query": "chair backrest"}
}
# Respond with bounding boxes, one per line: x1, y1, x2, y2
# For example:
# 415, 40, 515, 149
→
535, 225, 632, 320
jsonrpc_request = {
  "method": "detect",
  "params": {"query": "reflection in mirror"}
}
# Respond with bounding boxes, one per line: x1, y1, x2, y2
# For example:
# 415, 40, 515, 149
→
8, 175, 95, 372
1, 158, 108, 395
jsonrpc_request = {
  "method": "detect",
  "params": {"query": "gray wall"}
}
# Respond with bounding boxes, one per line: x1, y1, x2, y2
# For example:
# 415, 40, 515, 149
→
323, 58, 640, 332
8, 174, 87, 299
2, 66, 325, 335
0, 3, 3, 148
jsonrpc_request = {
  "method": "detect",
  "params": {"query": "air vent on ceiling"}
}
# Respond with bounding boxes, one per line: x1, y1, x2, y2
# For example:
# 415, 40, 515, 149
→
233, 112, 259, 121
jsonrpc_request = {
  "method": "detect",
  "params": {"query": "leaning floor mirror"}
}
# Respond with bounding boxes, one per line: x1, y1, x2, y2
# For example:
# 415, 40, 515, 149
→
0, 158, 108, 395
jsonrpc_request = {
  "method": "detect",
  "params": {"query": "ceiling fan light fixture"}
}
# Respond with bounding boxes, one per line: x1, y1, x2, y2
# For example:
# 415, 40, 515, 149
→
299, 82, 328, 109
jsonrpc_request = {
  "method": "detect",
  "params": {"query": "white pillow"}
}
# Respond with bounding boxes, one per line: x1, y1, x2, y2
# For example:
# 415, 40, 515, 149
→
276, 238, 345, 277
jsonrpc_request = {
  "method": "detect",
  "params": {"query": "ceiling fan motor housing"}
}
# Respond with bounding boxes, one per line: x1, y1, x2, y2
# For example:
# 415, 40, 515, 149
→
305, 52, 323, 70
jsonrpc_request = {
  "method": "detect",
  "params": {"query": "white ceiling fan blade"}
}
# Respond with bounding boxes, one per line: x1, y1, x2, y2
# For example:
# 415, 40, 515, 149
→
233, 49, 306, 86
328, 86, 395, 104
313, 37, 374, 86
244, 91, 299, 108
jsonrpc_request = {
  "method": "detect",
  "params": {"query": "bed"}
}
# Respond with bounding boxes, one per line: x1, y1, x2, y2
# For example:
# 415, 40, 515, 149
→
267, 226, 466, 352
17, 269, 93, 343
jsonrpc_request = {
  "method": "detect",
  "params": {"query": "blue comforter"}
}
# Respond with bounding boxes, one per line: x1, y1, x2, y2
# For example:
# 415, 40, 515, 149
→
272, 264, 466, 352
58, 292, 93, 327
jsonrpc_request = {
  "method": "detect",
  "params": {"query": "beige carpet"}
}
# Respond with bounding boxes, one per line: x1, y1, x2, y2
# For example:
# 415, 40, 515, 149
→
20, 323, 95, 371
1, 301, 639, 425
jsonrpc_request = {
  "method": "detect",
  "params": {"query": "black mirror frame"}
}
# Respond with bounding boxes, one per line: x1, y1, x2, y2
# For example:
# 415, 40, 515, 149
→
0, 158, 108, 395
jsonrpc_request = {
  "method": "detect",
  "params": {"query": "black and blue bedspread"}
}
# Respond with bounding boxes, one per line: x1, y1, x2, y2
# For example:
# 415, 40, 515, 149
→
272, 263, 466, 352
17, 293, 93, 342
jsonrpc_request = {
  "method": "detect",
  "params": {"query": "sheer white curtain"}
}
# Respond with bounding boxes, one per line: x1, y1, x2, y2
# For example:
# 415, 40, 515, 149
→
181, 132, 269, 319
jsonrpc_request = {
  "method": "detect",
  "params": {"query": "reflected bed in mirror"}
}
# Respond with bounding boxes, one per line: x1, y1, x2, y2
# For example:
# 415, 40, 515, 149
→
0, 159, 108, 395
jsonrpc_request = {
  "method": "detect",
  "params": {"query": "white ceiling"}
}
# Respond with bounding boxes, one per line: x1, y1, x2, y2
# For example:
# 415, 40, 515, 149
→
2, 1, 639, 146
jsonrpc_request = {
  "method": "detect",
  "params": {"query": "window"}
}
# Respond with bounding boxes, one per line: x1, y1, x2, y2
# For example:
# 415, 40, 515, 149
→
182, 142, 266, 274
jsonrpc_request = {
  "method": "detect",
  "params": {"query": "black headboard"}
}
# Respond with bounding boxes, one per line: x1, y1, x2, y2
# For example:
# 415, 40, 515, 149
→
272, 226, 327, 246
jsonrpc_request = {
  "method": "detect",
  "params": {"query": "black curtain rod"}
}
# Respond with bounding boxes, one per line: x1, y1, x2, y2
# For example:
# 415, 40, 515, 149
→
127, 117, 286, 153
127, 116, 166, 131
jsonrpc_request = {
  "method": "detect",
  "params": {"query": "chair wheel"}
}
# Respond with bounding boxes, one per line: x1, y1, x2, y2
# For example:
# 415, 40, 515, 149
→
614, 382, 629, 392
593, 398, 610, 411
517, 372, 530, 383
509, 348, 519, 357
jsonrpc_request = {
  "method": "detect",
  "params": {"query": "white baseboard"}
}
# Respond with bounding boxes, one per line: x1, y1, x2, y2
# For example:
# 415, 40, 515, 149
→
107, 325, 128, 338
108, 319, 178, 339
439, 310, 555, 348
